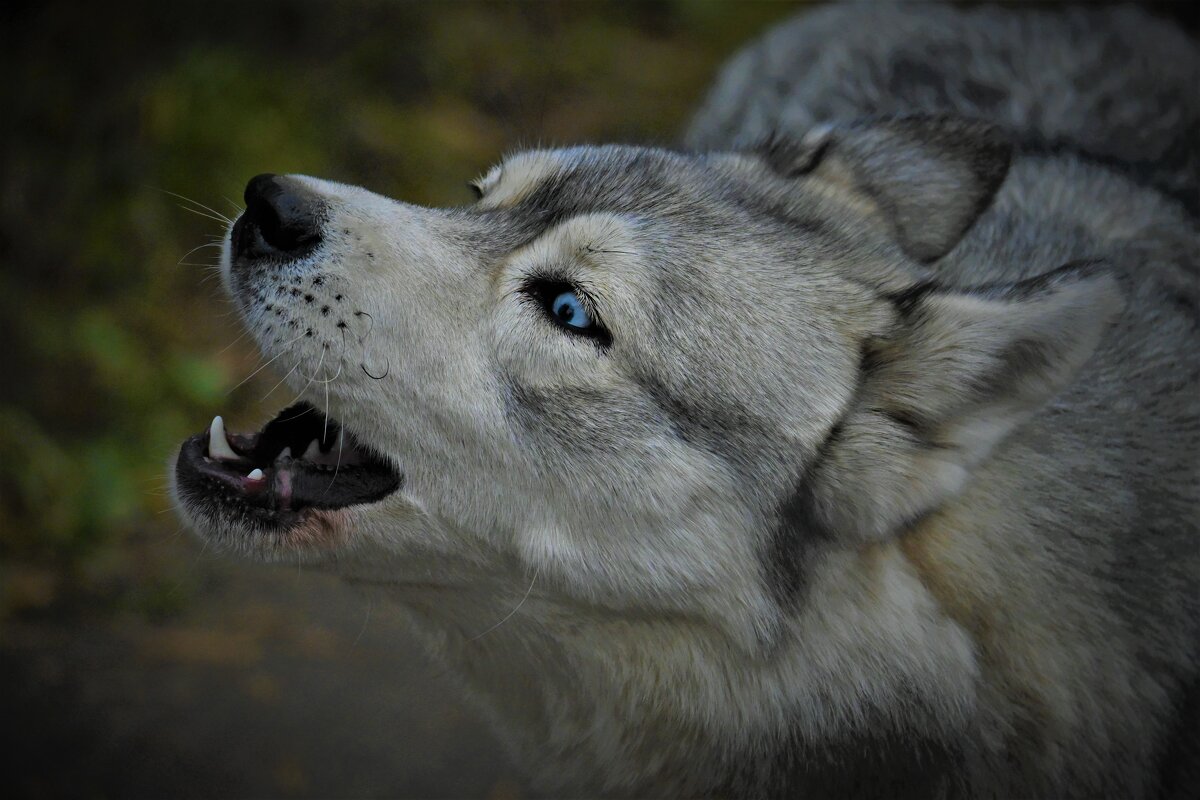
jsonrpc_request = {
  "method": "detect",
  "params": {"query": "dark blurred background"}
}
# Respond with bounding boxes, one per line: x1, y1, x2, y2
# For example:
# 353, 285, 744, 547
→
0, 1, 810, 797
2, 2, 1196, 798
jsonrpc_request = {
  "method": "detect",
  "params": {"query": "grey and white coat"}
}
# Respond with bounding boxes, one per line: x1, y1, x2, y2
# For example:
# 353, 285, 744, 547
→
172, 4, 1200, 797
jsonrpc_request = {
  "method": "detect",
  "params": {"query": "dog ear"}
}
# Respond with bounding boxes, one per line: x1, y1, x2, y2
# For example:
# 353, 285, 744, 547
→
800, 262, 1123, 544
760, 116, 1012, 262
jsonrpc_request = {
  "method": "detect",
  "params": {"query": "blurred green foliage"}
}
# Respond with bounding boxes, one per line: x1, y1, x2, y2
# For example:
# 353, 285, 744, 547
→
0, 0, 806, 612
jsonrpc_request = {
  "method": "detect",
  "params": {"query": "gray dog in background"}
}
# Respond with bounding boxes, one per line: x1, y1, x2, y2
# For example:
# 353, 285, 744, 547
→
172, 4, 1199, 797
690, 3, 1200, 206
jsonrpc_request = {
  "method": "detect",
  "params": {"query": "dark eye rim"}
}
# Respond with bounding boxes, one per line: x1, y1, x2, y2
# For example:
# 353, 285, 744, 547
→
519, 276, 612, 348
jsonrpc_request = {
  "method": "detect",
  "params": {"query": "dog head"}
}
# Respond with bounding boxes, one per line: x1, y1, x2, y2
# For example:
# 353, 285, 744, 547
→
172, 116, 1121, 649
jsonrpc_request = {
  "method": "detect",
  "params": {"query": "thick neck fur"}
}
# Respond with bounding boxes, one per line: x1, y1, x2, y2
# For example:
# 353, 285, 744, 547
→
380, 542, 978, 797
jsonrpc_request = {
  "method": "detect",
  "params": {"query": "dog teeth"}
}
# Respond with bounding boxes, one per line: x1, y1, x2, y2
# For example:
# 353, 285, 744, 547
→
247, 468, 265, 481
303, 439, 322, 460
209, 416, 241, 461
276, 447, 292, 462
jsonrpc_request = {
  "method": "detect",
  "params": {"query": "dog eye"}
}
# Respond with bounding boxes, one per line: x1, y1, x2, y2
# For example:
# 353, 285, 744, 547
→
551, 291, 592, 329
521, 278, 611, 347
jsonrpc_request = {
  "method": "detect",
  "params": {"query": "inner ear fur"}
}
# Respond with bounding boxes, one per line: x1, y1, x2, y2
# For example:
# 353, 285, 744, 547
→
761, 115, 1012, 263
804, 262, 1124, 543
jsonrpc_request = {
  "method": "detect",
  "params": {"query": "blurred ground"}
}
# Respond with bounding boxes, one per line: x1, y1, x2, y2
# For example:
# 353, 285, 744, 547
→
5, 556, 518, 799
0, 1, 806, 797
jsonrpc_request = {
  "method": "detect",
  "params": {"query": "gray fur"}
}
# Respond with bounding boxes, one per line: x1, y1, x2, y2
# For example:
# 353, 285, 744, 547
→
176, 4, 1200, 798
694, 6, 1200, 796
688, 2, 1200, 209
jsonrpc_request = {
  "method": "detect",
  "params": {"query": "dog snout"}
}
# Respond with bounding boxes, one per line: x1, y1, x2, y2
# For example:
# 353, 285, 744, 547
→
232, 173, 324, 261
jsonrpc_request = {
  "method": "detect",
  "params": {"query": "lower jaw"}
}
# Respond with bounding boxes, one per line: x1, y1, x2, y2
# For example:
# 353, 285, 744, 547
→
174, 484, 354, 560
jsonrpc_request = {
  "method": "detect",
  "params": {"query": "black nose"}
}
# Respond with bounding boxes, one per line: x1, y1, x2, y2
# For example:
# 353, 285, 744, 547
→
232, 173, 323, 259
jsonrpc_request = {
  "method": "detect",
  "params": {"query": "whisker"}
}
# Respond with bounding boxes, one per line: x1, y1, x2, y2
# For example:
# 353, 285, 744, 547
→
323, 359, 331, 442
468, 566, 539, 642
294, 337, 342, 388
216, 328, 251, 356
289, 345, 327, 405
175, 203, 233, 227
261, 359, 301, 401
306, 354, 343, 386
272, 403, 320, 425
226, 330, 308, 394
352, 597, 374, 647
322, 328, 353, 494
316, 328, 355, 493
160, 189, 235, 224
354, 310, 389, 379
172, 200, 230, 225
356, 310, 375, 340
360, 356, 389, 380
177, 241, 225, 266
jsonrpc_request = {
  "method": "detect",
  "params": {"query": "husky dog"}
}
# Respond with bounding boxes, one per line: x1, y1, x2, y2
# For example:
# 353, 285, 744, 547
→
171, 4, 1200, 798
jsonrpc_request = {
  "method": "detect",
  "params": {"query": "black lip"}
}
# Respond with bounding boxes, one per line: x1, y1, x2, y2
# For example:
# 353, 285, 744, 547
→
175, 403, 402, 530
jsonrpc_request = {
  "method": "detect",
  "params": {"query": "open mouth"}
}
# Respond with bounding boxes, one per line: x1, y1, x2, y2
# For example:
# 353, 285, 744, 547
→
175, 402, 402, 527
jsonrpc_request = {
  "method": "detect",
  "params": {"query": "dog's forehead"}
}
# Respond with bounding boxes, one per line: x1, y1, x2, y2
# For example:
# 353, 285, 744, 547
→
480, 145, 706, 217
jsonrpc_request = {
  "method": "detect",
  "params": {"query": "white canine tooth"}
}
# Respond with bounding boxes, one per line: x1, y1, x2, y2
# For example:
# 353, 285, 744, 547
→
247, 468, 264, 481
208, 416, 241, 461
303, 439, 322, 460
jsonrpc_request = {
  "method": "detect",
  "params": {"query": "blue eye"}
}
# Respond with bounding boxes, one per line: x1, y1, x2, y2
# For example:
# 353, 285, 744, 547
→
524, 279, 611, 347
551, 291, 593, 329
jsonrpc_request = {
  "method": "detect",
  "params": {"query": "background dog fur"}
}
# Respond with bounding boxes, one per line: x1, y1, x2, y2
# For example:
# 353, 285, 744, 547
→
688, 2, 1200, 209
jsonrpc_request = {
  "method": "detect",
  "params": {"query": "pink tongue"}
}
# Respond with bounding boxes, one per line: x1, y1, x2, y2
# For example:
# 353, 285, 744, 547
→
275, 467, 294, 511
